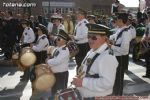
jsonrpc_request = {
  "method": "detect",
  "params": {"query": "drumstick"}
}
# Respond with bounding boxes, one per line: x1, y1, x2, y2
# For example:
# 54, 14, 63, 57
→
70, 71, 85, 86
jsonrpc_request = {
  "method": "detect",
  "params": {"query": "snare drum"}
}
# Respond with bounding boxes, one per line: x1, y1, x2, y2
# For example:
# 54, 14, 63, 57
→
19, 47, 36, 67
32, 64, 55, 91
67, 41, 79, 58
55, 88, 82, 100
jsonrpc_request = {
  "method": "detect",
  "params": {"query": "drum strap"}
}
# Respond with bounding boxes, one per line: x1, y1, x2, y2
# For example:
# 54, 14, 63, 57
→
85, 47, 109, 78
115, 27, 129, 46
86, 53, 100, 75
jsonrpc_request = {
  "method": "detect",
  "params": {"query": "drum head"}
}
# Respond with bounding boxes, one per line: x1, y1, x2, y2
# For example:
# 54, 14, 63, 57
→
33, 73, 56, 91
20, 53, 36, 66
35, 64, 53, 76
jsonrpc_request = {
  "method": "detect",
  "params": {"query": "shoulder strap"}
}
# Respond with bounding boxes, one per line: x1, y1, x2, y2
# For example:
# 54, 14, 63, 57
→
86, 53, 100, 75
116, 27, 129, 41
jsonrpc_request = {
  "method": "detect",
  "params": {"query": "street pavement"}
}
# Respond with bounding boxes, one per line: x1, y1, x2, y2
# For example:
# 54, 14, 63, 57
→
0, 56, 150, 100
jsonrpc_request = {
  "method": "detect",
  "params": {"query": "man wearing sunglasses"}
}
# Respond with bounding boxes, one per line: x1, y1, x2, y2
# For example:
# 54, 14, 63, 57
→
47, 29, 71, 99
72, 23, 118, 100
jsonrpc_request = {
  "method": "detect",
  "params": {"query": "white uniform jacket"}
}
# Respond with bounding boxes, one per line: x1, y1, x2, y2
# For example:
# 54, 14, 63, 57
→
109, 26, 132, 56
128, 25, 136, 39
47, 22, 53, 34
32, 34, 49, 52
74, 19, 89, 44
22, 27, 35, 44
47, 45, 70, 73
78, 43, 118, 97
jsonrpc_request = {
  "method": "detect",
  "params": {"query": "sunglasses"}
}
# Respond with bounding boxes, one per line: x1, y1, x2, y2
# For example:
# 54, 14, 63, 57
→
56, 37, 62, 41
88, 35, 98, 40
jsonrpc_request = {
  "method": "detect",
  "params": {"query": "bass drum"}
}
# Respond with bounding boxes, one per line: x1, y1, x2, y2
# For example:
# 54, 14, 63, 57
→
32, 64, 56, 91
17, 60, 26, 71
19, 47, 36, 67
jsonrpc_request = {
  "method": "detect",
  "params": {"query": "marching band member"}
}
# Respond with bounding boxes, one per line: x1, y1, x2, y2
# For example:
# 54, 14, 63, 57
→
72, 23, 118, 100
74, 8, 90, 74
142, 10, 150, 79
31, 24, 49, 65
20, 19, 36, 81
20, 19, 35, 47
46, 29, 71, 99
48, 13, 65, 45
30, 24, 50, 100
108, 12, 132, 96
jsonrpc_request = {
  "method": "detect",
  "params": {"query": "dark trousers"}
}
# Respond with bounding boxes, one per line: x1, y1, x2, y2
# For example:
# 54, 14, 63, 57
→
30, 51, 47, 82
144, 50, 150, 76
113, 55, 128, 96
34, 51, 47, 65
52, 71, 69, 95
75, 42, 90, 74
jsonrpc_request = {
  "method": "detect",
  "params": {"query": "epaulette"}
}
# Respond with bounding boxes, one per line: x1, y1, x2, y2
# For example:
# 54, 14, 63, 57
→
42, 36, 46, 39
84, 21, 87, 24
129, 25, 134, 29
62, 46, 66, 50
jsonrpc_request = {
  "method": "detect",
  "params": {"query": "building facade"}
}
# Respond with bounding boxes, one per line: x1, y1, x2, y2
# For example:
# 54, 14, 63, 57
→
0, 0, 113, 16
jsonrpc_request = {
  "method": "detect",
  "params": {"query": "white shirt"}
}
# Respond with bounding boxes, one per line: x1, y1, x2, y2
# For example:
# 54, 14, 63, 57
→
110, 26, 132, 56
78, 43, 118, 97
32, 34, 49, 52
128, 25, 136, 39
74, 19, 89, 44
47, 22, 53, 35
47, 45, 70, 73
22, 27, 35, 44
48, 23, 65, 35
57, 23, 65, 31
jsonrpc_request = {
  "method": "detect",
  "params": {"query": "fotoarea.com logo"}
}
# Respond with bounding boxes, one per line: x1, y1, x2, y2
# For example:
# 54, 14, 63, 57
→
3, 2, 36, 7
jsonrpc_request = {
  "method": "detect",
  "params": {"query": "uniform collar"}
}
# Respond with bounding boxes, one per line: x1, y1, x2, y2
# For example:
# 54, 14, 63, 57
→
78, 18, 88, 24
119, 25, 128, 30
56, 45, 66, 49
38, 34, 46, 39
25, 27, 30, 30
92, 43, 108, 54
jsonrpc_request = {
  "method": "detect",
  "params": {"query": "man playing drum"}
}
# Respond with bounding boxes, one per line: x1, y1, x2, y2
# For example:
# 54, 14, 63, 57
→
72, 23, 118, 100
20, 19, 36, 81
29, 24, 50, 100
31, 24, 49, 65
46, 29, 71, 99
